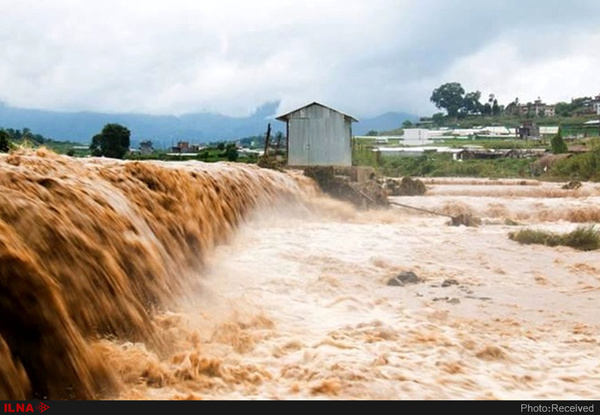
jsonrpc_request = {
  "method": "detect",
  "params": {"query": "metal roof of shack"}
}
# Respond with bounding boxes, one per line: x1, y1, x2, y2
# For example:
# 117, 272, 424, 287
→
275, 101, 359, 123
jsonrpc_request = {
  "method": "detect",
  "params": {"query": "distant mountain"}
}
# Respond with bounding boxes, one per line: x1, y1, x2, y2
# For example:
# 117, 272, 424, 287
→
352, 111, 417, 136
0, 101, 417, 148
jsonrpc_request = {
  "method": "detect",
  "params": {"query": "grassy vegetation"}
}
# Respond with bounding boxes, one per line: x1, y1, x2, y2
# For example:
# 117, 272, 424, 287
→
546, 151, 600, 181
508, 225, 600, 251
386, 154, 532, 178
544, 138, 600, 181
440, 138, 549, 150
352, 145, 535, 179
352, 132, 600, 181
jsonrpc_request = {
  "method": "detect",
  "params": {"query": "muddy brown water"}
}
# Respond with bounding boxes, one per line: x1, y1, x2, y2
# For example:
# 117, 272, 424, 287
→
1, 150, 599, 400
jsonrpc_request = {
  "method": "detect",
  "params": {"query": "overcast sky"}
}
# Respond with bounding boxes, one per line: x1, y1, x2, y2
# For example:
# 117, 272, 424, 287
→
1, 0, 599, 119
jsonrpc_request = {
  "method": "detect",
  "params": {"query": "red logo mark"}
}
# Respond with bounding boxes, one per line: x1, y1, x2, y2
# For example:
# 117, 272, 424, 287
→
3, 403, 37, 413
36, 403, 48, 413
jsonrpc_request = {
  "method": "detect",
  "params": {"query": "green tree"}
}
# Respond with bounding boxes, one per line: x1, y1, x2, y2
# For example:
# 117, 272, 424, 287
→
199, 150, 209, 161
505, 97, 519, 115
0, 130, 11, 152
431, 112, 445, 126
492, 99, 501, 116
8, 129, 21, 140
551, 129, 568, 154
430, 82, 466, 117
555, 102, 571, 117
402, 120, 413, 128
462, 91, 482, 115
365, 130, 379, 136
22, 127, 32, 141
225, 143, 239, 161
89, 123, 131, 159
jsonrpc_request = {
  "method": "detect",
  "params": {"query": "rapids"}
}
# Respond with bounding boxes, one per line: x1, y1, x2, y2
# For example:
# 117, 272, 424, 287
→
1, 149, 599, 400
0, 149, 316, 399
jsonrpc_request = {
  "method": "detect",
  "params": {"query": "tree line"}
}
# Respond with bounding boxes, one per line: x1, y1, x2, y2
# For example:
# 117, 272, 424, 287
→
0, 123, 132, 158
0, 127, 56, 152
429, 81, 600, 120
0, 122, 249, 163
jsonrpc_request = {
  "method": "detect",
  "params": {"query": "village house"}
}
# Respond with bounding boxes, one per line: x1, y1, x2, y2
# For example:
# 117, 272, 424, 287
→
520, 98, 555, 117
139, 140, 153, 155
170, 141, 201, 154
592, 94, 600, 115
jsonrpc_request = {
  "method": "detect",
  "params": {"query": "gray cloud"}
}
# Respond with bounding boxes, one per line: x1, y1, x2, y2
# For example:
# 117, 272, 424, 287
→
1, 0, 599, 119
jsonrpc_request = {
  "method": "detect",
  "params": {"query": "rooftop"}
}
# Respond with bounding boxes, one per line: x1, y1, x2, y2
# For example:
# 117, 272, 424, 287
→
276, 101, 358, 123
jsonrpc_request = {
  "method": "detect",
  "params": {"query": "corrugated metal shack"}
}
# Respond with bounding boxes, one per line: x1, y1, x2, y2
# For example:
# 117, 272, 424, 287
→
276, 102, 358, 167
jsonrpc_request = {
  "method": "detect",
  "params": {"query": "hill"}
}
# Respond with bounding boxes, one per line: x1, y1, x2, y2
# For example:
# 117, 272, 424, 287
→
352, 111, 417, 136
0, 101, 417, 148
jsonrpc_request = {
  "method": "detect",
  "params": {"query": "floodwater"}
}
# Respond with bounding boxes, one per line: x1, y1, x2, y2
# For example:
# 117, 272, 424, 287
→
1, 150, 599, 400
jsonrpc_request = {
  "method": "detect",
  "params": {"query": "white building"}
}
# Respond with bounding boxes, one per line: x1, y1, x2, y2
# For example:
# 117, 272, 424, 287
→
539, 126, 560, 136
402, 128, 434, 145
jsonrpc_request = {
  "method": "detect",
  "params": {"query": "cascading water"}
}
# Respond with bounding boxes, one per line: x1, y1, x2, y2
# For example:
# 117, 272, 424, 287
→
2, 149, 600, 400
0, 149, 318, 399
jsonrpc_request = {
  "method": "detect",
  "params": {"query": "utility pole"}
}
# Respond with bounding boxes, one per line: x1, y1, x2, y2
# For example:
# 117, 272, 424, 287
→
263, 123, 271, 160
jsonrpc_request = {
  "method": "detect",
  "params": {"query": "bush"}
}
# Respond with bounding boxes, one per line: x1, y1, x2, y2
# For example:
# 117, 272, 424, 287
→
549, 151, 600, 181
550, 130, 568, 154
509, 225, 600, 251
224, 143, 238, 161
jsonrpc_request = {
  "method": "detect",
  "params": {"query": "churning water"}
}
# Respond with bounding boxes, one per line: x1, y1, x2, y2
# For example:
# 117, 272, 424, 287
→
1, 150, 599, 400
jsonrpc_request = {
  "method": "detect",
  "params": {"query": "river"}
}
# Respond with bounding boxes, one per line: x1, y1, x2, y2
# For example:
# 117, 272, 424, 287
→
1, 150, 599, 400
